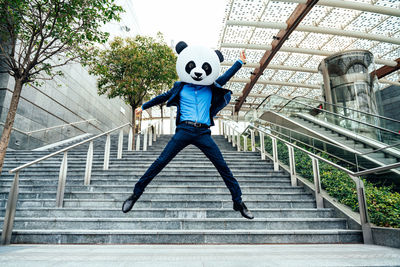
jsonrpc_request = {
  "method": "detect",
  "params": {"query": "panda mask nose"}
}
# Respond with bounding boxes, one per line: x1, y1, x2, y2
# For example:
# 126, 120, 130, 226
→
194, 72, 202, 78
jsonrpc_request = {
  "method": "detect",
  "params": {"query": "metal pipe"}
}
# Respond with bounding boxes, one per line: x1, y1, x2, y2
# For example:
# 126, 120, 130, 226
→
237, 132, 241, 151
221, 43, 398, 67
117, 129, 123, 159
274, 0, 400, 17
349, 175, 373, 244
103, 134, 111, 170
225, 20, 400, 45
143, 128, 148, 151
310, 155, 324, 209
286, 144, 297, 186
230, 78, 320, 89
136, 134, 141, 151
271, 137, 279, 171
1, 171, 20, 245
56, 152, 68, 208
9, 123, 131, 174
128, 127, 133, 151
84, 141, 94, 186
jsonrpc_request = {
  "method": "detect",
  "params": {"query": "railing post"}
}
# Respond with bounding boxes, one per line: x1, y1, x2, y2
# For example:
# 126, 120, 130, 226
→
250, 130, 255, 152
219, 119, 222, 135
350, 175, 373, 244
232, 129, 236, 147
237, 132, 241, 151
170, 108, 175, 134
224, 122, 227, 139
117, 129, 123, 159
1, 171, 20, 245
286, 144, 297, 186
260, 131, 265, 160
103, 134, 111, 170
56, 152, 68, 208
149, 126, 153, 147
84, 141, 94, 186
128, 126, 133, 151
143, 128, 148, 151
243, 135, 248, 152
153, 125, 157, 142
227, 126, 231, 143
309, 156, 324, 209
271, 137, 279, 171
136, 133, 141, 151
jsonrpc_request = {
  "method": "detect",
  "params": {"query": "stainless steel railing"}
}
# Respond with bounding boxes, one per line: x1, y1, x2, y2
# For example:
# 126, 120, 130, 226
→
1, 120, 162, 245
0, 119, 100, 136
221, 118, 400, 245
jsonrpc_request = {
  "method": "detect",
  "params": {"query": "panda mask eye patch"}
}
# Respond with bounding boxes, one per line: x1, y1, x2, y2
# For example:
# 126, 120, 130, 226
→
202, 63, 212, 76
185, 61, 196, 74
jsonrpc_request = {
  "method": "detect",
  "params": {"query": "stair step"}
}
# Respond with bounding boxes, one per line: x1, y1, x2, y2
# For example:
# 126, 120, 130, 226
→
3, 217, 348, 230
0, 192, 314, 201
7, 229, 363, 244
0, 185, 306, 193
0, 207, 335, 218
0, 199, 316, 209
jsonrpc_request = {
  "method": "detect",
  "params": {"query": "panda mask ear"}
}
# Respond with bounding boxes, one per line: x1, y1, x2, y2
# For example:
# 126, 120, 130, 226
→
215, 50, 224, 63
176, 41, 188, 54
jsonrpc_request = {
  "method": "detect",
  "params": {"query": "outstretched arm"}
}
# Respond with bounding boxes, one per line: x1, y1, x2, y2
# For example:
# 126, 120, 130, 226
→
135, 86, 175, 115
215, 50, 246, 87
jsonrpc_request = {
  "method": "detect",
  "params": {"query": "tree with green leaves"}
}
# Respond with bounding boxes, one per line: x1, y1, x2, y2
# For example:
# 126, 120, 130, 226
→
85, 34, 177, 148
0, 0, 123, 173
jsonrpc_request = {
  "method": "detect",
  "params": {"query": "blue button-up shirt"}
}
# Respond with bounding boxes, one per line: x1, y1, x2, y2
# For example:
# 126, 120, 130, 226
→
179, 84, 212, 125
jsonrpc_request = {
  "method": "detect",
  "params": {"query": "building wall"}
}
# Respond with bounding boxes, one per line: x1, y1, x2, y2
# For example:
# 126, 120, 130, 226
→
0, 63, 133, 150
379, 85, 400, 121
0, 2, 139, 150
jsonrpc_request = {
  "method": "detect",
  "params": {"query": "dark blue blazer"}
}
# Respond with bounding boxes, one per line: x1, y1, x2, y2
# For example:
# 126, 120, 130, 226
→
142, 60, 243, 126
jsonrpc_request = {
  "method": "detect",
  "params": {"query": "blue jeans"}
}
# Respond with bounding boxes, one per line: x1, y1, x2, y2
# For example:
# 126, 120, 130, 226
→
133, 123, 243, 203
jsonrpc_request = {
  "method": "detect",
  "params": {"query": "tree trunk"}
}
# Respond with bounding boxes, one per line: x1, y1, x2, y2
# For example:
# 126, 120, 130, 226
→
0, 78, 24, 174
131, 107, 136, 150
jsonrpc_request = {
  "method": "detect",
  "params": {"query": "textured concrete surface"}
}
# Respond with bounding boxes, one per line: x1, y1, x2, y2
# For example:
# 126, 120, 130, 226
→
0, 244, 400, 267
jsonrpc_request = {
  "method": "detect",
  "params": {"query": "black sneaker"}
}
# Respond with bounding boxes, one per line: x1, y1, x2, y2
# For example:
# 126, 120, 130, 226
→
122, 194, 140, 213
233, 201, 254, 219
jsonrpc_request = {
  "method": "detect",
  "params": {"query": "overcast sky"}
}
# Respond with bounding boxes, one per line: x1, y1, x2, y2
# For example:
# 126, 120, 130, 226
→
130, 0, 227, 49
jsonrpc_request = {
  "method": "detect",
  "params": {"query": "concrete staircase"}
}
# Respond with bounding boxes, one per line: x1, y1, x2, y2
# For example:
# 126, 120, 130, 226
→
0, 134, 363, 244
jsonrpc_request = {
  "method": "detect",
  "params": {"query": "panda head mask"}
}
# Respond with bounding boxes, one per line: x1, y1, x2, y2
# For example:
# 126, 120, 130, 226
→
175, 41, 224, 86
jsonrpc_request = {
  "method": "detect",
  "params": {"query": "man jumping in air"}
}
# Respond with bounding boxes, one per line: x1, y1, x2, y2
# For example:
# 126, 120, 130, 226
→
122, 41, 253, 219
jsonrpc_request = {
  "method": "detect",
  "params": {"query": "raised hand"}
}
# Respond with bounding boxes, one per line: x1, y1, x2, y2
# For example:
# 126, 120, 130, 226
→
240, 50, 246, 64
135, 107, 143, 115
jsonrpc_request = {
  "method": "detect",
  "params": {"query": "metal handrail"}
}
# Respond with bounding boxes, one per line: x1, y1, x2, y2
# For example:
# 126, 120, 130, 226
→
133, 120, 162, 151
26, 119, 99, 135
293, 95, 400, 125
272, 95, 400, 137
0, 119, 100, 136
251, 114, 400, 158
221, 118, 400, 245
246, 123, 400, 176
2, 120, 165, 246
9, 122, 130, 174
255, 94, 400, 137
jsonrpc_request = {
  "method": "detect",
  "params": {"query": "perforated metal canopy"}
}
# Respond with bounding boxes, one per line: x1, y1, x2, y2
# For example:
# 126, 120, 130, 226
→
217, 0, 400, 117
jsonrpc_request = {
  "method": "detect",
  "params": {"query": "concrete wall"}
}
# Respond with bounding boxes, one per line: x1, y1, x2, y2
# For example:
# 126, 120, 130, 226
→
0, 63, 132, 150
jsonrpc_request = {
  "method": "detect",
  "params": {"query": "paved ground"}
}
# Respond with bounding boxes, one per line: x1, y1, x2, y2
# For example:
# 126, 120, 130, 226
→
0, 244, 399, 267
